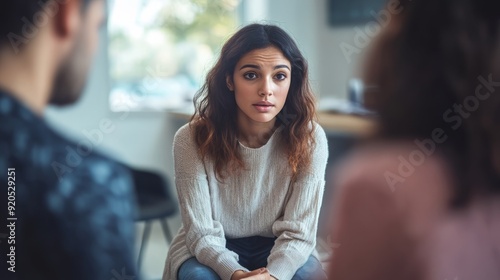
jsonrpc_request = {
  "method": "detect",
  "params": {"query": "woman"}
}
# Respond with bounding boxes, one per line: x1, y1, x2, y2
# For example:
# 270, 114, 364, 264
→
163, 24, 329, 280
328, 0, 500, 279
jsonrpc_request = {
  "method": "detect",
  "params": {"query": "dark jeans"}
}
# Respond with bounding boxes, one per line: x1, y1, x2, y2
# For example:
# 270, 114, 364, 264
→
178, 236, 327, 280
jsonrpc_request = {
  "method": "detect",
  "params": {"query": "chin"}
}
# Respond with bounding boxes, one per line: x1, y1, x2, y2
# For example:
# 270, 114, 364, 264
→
49, 92, 84, 106
49, 80, 86, 106
250, 114, 277, 124
50, 63, 88, 106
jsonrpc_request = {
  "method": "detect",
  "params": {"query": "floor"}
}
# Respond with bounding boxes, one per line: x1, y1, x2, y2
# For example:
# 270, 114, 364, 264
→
134, 219, 333, 280
134, 221, 172, 280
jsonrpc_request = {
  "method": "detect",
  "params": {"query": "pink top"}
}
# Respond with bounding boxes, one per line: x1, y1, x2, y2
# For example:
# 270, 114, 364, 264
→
427, 198, 500, 280
327, 142, 500, 280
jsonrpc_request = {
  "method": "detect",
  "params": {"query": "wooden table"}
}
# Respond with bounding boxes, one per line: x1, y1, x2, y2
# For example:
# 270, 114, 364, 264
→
170, 111, 376, 136
316, 112, 376, 136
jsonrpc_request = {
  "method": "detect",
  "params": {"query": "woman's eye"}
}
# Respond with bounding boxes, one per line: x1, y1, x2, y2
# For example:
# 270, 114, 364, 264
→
244, 73, 257, 80
275, 73, 287, 81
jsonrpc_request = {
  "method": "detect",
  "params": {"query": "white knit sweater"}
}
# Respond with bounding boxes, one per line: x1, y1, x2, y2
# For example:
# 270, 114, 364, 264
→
163, 122, 328, 280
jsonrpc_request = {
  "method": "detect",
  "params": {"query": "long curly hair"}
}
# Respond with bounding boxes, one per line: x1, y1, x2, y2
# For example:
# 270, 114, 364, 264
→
190, 23, 317, 182
363, 0, 500, 207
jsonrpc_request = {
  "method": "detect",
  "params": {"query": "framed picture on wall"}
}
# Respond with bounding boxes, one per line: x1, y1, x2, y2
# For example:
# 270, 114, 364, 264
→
327, 0, 386, 26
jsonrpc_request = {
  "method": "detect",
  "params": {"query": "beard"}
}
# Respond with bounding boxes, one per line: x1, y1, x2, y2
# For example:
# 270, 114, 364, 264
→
49, 30, 93, 106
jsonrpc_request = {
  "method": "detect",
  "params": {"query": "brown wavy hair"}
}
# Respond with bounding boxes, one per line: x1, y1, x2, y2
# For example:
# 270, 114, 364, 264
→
363, 0, 500, 207
190, 23, 317, 182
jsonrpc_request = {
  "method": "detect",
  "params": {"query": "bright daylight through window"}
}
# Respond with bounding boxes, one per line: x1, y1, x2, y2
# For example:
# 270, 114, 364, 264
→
108, 0, 240, 111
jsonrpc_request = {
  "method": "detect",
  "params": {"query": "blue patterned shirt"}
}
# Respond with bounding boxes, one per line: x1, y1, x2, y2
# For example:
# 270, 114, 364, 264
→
0, 90, 138, 280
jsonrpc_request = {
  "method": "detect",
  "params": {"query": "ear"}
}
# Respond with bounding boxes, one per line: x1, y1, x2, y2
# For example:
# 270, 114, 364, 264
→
53, 0, 82, 39
226, 75, 234, 91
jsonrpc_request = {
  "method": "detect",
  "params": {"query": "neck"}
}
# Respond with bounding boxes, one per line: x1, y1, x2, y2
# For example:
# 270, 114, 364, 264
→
0, 44, 55, 116
237, 111, 276, 148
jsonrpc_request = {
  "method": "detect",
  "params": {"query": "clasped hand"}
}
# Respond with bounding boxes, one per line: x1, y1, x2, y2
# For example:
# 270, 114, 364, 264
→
231, 268, 277, 280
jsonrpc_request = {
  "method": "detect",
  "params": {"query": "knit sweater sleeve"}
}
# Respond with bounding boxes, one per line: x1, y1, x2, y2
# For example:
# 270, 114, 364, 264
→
267, 124, 329, 280
173, 124, 249, 280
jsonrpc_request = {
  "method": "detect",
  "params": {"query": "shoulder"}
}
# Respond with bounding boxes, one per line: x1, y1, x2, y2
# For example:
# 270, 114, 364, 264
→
311, 121, 326, 138
47, 147, 134, 211
173, 123, 201, 161
34, 151, 135, 247
306, 122, 328, 162
174, 123, 192, 141
311, 121, 327, 146
5, 114, 136, 213
12, 129, 135, 241
1, 104, 132, 195
331, 141, 453, 225
173, 123, 197, 148
47, 131, 133, 194
335, 142, 452, 188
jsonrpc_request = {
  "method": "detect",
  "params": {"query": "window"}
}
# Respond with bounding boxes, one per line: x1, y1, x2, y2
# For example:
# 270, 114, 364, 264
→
108, 0, 240, 111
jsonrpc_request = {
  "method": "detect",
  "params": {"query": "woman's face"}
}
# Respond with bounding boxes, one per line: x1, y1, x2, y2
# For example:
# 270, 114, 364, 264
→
227, 46, 292, 125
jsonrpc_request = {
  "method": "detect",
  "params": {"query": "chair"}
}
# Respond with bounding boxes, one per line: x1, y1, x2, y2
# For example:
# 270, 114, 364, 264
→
315, 131, 360, 265
129, 168, 178, 271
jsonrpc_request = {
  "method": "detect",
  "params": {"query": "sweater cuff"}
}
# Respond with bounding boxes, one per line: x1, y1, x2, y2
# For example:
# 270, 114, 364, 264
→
267, 256, 299, 280
213, 256, 249, 280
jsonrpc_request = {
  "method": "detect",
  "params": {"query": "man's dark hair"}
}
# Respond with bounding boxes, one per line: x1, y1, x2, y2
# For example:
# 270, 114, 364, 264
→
0, 0, 93, 48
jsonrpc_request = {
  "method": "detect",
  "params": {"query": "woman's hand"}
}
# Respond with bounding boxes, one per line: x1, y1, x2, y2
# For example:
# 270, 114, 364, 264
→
231, 268, 274, 280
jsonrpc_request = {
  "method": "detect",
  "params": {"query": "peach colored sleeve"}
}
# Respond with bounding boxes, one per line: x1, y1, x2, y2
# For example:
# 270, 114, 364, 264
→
326, 146, 447, 280
328, 171, 422, 280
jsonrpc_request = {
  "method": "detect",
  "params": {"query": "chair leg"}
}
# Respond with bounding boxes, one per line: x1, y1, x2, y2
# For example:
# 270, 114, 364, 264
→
159, 219, 173, 244
138, 221, 152, 271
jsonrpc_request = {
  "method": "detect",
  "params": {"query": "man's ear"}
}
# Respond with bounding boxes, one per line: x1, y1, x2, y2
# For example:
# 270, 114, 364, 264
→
226, 75, 234, 91
53, 0, 82, 39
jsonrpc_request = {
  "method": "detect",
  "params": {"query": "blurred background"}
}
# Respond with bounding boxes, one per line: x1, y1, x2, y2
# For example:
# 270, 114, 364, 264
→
45, 0, 388, 278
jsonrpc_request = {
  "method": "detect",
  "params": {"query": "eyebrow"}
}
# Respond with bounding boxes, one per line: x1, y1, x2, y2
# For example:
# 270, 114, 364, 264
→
239, 64, 291, 71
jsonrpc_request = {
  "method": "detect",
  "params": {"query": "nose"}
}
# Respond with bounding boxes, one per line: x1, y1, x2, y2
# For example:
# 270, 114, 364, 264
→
259, 78, 273, 97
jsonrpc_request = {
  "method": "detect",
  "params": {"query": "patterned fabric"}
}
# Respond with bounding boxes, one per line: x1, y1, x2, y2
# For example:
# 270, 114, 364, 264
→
0, 90, 138, 280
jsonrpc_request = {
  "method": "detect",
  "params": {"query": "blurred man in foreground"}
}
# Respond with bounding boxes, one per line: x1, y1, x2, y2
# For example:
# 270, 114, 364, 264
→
0, 0, 137, 279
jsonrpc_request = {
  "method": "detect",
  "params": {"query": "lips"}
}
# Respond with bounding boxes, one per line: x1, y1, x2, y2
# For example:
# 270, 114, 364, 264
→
252, 101, 274, 113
